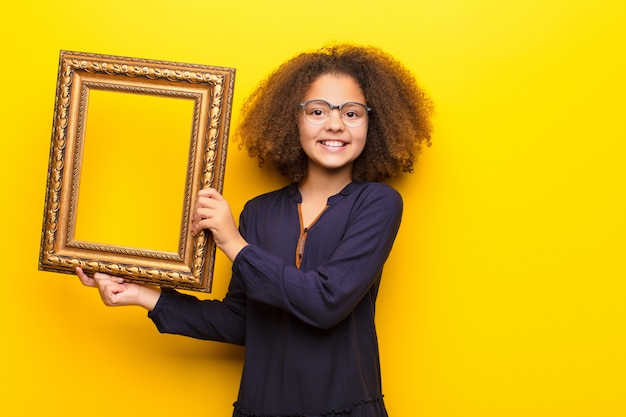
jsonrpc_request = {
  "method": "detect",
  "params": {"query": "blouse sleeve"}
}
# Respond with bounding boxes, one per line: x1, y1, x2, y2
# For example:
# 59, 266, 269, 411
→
232, 184, 403, 329
147, 274, 247, 346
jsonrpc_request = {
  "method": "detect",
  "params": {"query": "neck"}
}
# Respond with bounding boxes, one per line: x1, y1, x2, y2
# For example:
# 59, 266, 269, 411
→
299, 164, 353, 200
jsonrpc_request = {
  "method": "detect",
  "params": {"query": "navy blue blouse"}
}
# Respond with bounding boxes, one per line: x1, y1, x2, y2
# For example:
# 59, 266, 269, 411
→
148, 182, 403, 417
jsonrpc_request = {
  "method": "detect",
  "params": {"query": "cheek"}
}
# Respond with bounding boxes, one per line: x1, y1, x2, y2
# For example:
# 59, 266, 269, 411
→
357, 126, 368, 146
355, 128, 369, 155
297, 119, 305, 136
298, 120, 319, 142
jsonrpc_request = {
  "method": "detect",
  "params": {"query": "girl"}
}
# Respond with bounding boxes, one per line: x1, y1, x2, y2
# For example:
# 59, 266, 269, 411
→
77, 44, 433, 417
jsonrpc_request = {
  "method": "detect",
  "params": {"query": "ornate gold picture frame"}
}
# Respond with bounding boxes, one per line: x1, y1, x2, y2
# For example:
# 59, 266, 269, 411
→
39, 50, 236, 292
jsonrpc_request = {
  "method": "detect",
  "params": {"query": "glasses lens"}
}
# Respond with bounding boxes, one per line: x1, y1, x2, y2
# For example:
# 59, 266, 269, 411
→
301, 100, 369, 127
340, 103, 368, 127
302, 100, 331, 124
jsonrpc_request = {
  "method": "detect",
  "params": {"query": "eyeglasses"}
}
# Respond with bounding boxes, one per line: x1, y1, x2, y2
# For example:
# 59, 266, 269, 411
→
299, 99, 372, 128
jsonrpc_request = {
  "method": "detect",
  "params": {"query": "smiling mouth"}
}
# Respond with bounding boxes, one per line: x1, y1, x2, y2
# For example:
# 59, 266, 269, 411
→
319, 140, 347, 148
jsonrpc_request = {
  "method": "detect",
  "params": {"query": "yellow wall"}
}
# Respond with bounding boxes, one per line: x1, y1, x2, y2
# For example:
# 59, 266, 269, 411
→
2, 1, 625, 416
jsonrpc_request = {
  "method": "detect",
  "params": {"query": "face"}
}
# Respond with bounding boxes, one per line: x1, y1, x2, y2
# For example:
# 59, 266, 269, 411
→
298, 73, 368, 179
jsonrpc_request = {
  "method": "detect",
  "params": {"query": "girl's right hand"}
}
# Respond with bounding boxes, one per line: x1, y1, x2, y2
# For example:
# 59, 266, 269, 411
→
192, 188, 248, 262
76, 267, 161, 311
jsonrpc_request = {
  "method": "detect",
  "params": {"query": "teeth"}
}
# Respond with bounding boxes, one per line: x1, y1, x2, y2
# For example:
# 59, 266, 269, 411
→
321, 141, 346, 147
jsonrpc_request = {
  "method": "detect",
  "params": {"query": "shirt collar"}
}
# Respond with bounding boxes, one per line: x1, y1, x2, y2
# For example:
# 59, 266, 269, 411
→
288, 181, 358, 205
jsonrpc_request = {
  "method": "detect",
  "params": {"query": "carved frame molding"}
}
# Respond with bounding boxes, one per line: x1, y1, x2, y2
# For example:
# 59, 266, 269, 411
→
39, 50, 236, 292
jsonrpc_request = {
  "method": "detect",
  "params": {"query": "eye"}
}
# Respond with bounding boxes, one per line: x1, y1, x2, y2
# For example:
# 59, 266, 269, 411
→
343, 110, 359, 119
341, 104, 365, 119
303, 101, 330, 119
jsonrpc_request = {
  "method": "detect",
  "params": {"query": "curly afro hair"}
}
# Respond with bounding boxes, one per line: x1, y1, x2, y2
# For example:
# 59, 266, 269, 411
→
236, 44, 433, 183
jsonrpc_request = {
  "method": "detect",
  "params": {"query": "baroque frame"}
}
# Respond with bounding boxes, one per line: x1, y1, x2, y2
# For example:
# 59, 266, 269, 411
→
39, 50, 236, 292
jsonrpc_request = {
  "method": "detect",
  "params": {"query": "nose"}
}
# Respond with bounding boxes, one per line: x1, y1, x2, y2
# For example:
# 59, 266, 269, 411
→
325, 108, 345, 130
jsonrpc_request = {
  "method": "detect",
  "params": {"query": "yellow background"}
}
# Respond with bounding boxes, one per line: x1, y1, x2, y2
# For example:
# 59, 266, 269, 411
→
2, 1, 625, 416
75, 90, 194, 251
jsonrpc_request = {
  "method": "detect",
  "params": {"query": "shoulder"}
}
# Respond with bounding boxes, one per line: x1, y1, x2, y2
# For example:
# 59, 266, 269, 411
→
348, 182, 403, 208
240, 184, 296, 218
244, 183, 294, 206
331, 182, 403, 226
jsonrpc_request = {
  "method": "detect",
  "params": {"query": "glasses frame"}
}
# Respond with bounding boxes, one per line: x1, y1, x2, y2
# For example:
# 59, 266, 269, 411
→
299, 99, 372, 128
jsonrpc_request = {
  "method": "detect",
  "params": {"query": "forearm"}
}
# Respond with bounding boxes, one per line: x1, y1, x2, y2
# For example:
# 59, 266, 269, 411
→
148, 287, 247, 344
218, 235, 249, 262
233, 244, 387, 329
135, 285, 161, 311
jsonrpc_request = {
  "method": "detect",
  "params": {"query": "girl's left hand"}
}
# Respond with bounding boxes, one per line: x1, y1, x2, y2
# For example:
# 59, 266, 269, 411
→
75, 266, 160, 310
192, 188, 248, 261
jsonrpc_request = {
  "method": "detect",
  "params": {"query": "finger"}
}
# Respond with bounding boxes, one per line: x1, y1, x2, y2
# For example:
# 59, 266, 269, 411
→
97, 281, 126, 306
192, 205, 215, 234
196, 195, 222, 211
192, 219, 212, 237
197, 187, 220, 199
76, 267, 96, 287
195, 206, 214, 217
94, 275, 129, 300
197, 189, 226, 208
93, 272, 125, 284
108, 283, 128, 305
